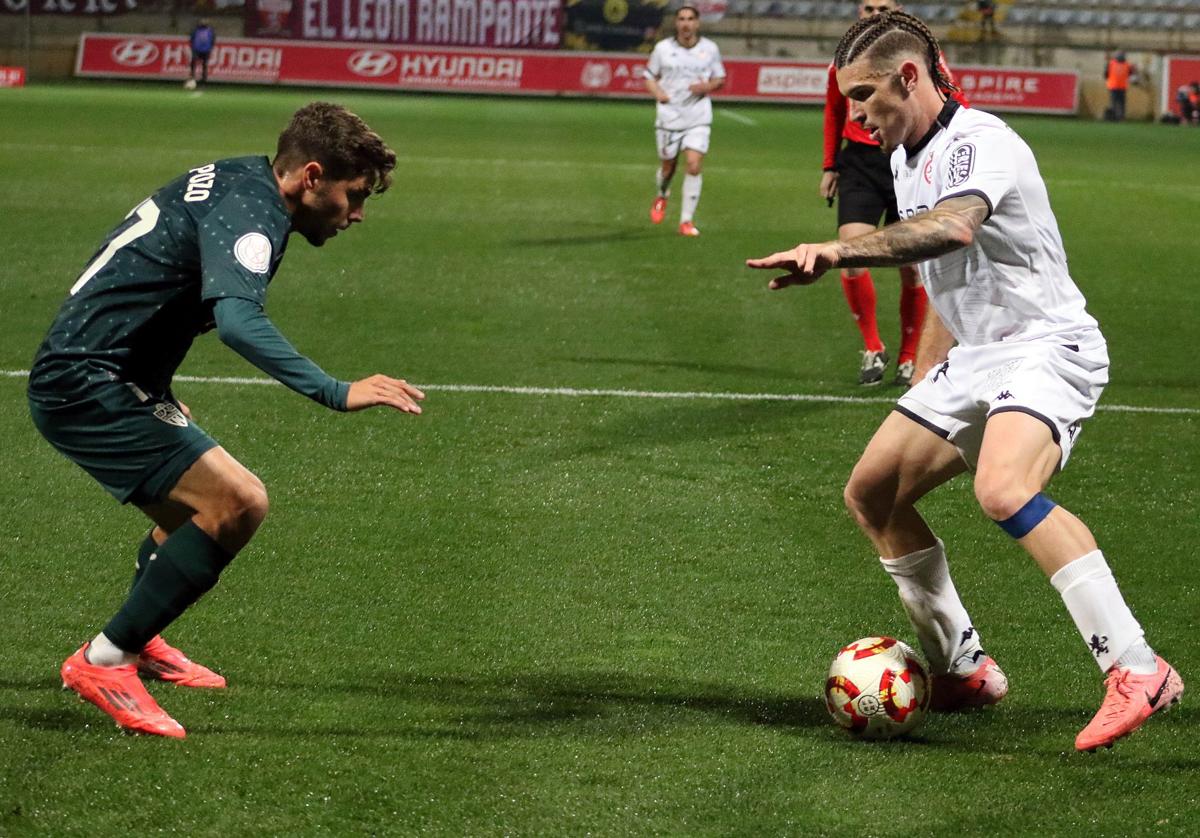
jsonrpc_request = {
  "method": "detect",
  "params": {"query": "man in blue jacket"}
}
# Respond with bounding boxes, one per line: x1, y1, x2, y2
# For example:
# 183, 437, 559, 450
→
189, 19, 215, 85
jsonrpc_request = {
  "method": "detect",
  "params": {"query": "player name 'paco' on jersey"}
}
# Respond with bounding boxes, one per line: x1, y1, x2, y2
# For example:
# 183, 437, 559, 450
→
644, 36, 726, 131
31, 156, 291, 395
892, 100, 1099, 347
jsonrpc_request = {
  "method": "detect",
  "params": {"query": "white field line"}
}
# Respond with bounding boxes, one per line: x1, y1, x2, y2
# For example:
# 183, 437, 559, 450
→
2, 142, 1194, 194
719, 109, 759, 126
4, 369, 1197, 415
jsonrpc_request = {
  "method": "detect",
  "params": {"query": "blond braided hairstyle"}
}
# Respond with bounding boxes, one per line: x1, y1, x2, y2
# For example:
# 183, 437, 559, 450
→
833, 10, 959, 97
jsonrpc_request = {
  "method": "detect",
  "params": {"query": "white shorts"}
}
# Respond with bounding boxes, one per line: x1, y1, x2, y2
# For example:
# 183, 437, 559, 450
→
656, 125, 711, 160
895, 332, 1109, 470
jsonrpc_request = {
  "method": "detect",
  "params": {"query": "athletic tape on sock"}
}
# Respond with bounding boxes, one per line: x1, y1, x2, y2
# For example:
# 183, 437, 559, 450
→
997, 493, 1057, 539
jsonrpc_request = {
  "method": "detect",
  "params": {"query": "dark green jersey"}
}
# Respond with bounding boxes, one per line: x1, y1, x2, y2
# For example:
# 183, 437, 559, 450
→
31, 156, 348, 410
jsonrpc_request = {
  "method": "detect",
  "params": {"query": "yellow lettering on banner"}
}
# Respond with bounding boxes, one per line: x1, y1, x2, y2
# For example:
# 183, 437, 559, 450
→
433, 0, 450, 40
495, 0, 510, 45
479, 0, 494, 42
355, 0, 369, 39
320, 0, 336, 37
453, 0, 476, 43
303, 0, 320, 37
395, 0, 410, 40
513, 0, 530, 43
417, 0, 432, 41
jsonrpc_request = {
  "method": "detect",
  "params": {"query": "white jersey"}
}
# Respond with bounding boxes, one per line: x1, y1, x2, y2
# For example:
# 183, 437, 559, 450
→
892, 101, 1099, 347
644, 36, 726, 131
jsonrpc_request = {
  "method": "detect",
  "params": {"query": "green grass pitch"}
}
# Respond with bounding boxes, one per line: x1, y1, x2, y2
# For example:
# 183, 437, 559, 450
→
1, 82, 1198, 835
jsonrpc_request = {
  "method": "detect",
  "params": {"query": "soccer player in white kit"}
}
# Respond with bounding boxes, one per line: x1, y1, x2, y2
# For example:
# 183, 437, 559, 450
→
748, 10, 1183, 751
644, 5, 726, 237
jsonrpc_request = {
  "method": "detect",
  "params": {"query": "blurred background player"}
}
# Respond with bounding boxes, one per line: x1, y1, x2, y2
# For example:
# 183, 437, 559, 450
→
188, 19, 215, 88
644, 5, 726, 237
28, 102, 425, 738
820, 0, 965, 386
751, 11, 1182, 752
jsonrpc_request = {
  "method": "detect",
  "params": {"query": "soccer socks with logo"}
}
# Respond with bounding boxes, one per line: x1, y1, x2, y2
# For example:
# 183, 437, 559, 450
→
840, 271, 884, 353
85, 531, 167, 665
898, 283, 928, 364
130, 529, 159, 590
680, 173, 702, 223
880, 539, 984, 675
1050, 550, 1157, 674
102, 521, 234, 654
655, 168, 671, 199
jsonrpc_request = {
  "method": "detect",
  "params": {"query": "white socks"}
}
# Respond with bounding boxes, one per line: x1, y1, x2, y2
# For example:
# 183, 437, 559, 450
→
86, 632, 137, 667
880, 539, 982, 676
655, 169, 670, 198
1050, 550, 1156, 674
681, 173, 703, 223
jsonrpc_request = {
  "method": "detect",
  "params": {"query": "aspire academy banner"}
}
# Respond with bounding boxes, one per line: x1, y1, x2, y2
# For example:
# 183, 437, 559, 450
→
75, 34, 1080, 114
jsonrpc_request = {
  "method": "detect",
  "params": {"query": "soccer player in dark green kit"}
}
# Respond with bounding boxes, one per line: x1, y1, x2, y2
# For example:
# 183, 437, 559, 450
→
28, 102, 424, 738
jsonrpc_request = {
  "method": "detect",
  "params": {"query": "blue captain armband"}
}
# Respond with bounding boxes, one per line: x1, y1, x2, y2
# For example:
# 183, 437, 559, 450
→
997, 493, 1057, 539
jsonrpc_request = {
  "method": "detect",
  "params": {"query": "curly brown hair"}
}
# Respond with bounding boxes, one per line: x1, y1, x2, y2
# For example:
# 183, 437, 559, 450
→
834, 10, 959, 96
273, 101, 397, 194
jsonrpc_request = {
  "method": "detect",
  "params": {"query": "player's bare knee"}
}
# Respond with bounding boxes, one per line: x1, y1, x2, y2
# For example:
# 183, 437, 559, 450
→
973, 472, 1031, 522
844, 473, 894, 534
685, 160, 702, 176
208, 476, 268, 544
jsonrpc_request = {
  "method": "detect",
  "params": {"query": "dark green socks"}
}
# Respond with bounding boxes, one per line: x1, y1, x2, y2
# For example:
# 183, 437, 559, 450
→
130, 530, 158, 590
104, 521, 235, 652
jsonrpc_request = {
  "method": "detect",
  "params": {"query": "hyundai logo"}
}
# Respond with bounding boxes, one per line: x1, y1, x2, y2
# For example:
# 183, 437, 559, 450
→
347, 51, 397, 78
111, 39, 159, 68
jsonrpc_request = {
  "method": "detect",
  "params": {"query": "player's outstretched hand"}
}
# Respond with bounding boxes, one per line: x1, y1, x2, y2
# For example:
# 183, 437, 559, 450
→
346, 374, 425, 414
746, 243, 839, 289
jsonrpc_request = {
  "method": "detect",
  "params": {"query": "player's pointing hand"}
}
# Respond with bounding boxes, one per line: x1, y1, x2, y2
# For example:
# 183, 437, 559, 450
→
346, 374, 426, 414
746, 242, 839, 290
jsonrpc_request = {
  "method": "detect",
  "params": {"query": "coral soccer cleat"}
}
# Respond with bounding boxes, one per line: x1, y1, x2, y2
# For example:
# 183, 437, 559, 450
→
650, 196, 667, 224
61, 644, 186, 738
931, 655, 1009, 712
1076, 656, 1183, 752
138, 635, 227, 689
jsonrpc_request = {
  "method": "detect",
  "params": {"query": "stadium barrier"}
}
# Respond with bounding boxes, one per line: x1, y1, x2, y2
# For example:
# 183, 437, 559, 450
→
74, 32, 1079, 113
1162, 55, 1200, 117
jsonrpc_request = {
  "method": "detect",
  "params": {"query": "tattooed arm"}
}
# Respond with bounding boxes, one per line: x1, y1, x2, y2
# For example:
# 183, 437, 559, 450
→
746, 195, 989, 288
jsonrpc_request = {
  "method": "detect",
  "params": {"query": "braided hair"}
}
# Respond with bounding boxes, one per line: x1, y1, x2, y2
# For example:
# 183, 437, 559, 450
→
833, 10, 959, 97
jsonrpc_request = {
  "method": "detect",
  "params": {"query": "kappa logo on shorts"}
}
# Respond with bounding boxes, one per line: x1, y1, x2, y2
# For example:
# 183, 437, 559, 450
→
946, 143, 976, 187
234, 232, 272, 275
153, 402, 188, 427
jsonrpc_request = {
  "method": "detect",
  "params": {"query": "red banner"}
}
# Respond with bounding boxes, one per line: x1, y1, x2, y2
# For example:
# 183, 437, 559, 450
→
1162, 55, 1200, 116
1, 0, 136, 14
0, 66, 26, 86
953, 65, 1079, 114
244, 0, 562, 49
75, 34, 1079, 114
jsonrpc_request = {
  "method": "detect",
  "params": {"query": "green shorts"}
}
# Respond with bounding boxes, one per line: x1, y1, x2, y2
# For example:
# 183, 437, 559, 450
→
28, 368, 218, 506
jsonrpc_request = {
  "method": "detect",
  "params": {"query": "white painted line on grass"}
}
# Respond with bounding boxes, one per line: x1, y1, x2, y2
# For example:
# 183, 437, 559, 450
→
719, 109, 759, 126
10, 142, 1189, 194
4, 369, 1197, 415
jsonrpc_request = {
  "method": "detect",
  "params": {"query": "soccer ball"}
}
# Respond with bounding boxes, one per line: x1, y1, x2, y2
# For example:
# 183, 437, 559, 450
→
183, 78, 197, 90
824, 636, 931, 739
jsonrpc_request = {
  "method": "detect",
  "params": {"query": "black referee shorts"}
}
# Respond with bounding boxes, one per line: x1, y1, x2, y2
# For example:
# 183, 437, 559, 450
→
835, 140, 900, 228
